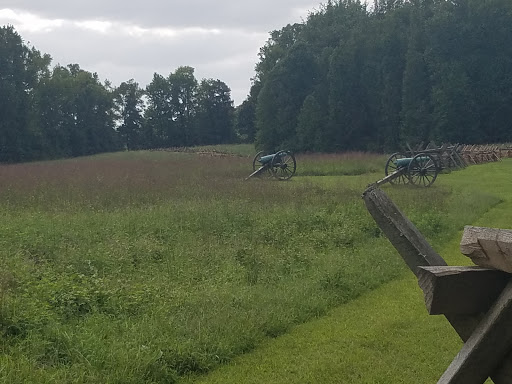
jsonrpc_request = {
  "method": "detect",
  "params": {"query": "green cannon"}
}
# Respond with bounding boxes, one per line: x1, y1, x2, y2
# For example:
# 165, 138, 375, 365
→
374, 152, 439, 187
245, 150, 297, 181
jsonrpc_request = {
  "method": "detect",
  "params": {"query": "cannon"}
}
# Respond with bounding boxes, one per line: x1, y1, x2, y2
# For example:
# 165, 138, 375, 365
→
375, 152, 439, 187
245, 150, 296, 181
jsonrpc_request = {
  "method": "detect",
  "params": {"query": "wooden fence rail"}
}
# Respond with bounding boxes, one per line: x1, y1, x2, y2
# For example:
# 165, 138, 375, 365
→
362, 186, 512, 384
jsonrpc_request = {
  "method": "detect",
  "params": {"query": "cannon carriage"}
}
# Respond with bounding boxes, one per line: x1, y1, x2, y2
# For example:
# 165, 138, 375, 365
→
245, 150, 296, 181
378, 152, 439, 187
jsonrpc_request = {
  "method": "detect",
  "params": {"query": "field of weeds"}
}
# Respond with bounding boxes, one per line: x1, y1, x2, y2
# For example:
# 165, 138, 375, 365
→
0, 148, 501, 383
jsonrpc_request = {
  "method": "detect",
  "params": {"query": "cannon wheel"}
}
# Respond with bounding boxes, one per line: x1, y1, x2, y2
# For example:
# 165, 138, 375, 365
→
252, 151, 272, 177
270, 151, 296, 180
407, 153, 438, 187
385, 152, 409, 185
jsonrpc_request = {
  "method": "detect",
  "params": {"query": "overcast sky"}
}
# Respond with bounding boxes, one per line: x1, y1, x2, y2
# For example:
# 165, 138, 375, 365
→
0, 1, 323, 105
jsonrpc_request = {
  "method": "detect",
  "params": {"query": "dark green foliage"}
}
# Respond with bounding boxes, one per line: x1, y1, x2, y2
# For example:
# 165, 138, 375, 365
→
235, 98, 257, 143
296, 94, 327, 151
114, 80, 145, 150
0, 28, 237, 163
144, 72, 176, 148
400, 6, 432, 145
256, 42, 317, 151
0, 25, 122, 162
144, 66, 200, 148
195, 79, 235, 145
254, 23, 305, 85
0, 26, 33, 162
250, 0, 512, 152
4, 0, 512, 159
127, 68, 236, 149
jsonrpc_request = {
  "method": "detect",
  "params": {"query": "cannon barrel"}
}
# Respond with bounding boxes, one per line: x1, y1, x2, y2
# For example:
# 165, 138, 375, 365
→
258, 154, 278, 165
394, 156, 430, 168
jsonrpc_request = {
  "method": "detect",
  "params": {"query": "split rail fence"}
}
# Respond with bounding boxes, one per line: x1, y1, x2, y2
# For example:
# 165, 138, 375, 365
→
402, 142, 512, 171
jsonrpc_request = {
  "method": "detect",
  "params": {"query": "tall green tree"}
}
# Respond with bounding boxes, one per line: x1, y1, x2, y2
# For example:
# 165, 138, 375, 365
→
400, 5, 432, 145
430, 63, 479, 143
168, 66, 197, 146
33, 64, 118, 158
368, 5, 409, 151
114, 80, 144, 150
235, 98, 256, 143
144, 73, 173, 147
0, 26, 32, 161
34, 66, 75, 158
144, 67, 199, 148
327, 35, 371, 151
71, 67, 118, 155
254, 23, 305, 85
249, 0, 512, 151
463, 0, 512, 143
256, 42, 317, 151
195, 79, 235, 144
296, 93, 326, 152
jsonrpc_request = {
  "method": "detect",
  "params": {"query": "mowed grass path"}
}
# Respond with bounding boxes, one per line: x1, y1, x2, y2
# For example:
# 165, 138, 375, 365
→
190, 159, 512, 384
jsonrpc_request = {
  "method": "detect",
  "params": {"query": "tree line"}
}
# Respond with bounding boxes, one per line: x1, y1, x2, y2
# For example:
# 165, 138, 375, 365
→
0, 26, 235, 163
239, 0, 512, 152
3, 0, 512, 162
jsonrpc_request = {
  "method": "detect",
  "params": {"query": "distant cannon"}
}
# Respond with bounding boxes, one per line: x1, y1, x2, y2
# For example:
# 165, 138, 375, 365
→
245, 150, 296, 181
374, 152, 439, 187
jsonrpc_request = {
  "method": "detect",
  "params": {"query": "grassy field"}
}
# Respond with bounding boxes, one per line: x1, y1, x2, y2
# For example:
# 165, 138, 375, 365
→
191, 159, 512, 384
0, 147, 508, 383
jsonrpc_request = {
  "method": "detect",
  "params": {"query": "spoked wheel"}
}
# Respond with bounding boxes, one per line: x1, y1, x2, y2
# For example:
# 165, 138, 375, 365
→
270, 150, 296, 180
252, 151, 272, 177
385, 152, 409, 185
407, 153, 438, 187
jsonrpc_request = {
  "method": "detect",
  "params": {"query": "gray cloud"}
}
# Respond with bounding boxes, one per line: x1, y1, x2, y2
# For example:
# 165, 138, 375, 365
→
0, 2, 322, 104
2, 1, 321, 30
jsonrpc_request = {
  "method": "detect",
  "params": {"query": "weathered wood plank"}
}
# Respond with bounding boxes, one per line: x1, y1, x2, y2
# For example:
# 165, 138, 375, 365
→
362, 188, 512, 383
461, 226, 512, 273
362, 187, 447, 276
438, 281, 512, 384
417, 266, 510, 315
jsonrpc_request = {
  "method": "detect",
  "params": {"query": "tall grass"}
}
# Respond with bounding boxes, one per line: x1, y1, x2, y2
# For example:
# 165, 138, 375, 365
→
190, 160, 512, 384
0, 150, 501, 383
297, 152, 386, 176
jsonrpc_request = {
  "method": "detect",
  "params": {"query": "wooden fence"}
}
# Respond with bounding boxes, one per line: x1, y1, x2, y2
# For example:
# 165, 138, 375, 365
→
404, 142, 512, 170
